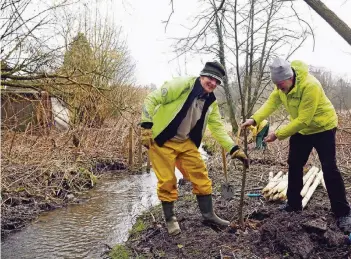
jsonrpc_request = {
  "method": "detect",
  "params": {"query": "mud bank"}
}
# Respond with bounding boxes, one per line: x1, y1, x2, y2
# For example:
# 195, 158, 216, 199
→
1, 159, 129, 238
119, 150, 351, 259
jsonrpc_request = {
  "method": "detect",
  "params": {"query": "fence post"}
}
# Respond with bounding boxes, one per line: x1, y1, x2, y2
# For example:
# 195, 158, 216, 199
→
138, 128, 142, 170
146, 152, 151, 173
146, 138, 151, 173
128, 126, 133, 167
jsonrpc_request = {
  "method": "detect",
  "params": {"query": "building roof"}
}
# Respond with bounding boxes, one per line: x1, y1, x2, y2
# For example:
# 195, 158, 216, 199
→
1, 86, 41, 94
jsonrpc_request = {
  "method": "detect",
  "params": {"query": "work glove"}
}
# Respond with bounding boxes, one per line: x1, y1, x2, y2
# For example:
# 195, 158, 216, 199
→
141, 128, 153, 149
231, 147, 249, 168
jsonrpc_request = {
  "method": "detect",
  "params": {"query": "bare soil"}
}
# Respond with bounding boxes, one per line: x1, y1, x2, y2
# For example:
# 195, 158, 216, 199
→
125, 138, 351, 259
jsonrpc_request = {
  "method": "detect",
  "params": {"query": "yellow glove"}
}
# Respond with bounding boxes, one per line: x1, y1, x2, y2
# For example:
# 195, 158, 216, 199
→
141, 128, 153, 149
231, 148, 249, 168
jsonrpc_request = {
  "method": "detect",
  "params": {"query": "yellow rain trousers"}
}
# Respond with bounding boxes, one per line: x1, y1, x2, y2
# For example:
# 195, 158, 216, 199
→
149, 139, 212, 202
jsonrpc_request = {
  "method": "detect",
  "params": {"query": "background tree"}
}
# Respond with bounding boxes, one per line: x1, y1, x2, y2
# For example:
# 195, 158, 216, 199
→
301, 0, 351, 45
1, 0, 72, 88
310, 68, 351, 112
60, 32, 99, 126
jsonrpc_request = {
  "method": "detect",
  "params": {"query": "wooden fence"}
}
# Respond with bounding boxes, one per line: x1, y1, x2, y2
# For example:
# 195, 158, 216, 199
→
125, 126, 151, 172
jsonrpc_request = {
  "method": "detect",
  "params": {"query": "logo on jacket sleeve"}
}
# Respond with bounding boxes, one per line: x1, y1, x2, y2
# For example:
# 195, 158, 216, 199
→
142, 106, 151, 119
161, 88, 168, 97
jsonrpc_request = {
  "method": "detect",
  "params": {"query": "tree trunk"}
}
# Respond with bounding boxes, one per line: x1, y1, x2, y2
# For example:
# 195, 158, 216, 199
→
215, 12, 239, 133
304, 0, 351, 45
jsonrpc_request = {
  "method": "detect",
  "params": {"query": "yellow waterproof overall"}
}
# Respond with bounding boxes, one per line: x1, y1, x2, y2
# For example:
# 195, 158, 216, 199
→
149, 139, 212, 202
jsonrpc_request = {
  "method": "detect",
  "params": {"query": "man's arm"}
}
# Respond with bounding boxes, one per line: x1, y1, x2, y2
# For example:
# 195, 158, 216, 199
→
275, 84, 320, 140
208, 103, 249, 167
207, 102, 236, 152
251, 89, 282, 125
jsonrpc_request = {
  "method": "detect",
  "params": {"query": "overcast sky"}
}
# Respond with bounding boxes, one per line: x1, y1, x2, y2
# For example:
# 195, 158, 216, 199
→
109, 0, 351, 86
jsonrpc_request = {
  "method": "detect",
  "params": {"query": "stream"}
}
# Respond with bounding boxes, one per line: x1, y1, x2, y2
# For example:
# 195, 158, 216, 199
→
1, 171, 180, 259
1, 148, 207, 259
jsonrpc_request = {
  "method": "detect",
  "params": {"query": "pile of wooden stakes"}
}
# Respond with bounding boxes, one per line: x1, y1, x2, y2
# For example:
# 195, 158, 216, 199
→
262, 166, 327, 208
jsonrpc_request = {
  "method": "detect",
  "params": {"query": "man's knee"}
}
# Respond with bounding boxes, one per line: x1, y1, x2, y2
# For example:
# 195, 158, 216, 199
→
158, 179, 177, 192
287, 159, 305, 168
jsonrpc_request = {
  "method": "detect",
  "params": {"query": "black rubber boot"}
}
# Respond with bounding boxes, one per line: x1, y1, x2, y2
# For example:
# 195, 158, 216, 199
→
279, 202, 302, 212
161, 201, 181, 235
196, 194, 230, 226
336, 210, 351, 234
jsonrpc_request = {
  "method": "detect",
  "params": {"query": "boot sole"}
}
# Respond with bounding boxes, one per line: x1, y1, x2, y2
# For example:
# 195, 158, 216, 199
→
169, 229, 181, 236
203, 219, 230, 227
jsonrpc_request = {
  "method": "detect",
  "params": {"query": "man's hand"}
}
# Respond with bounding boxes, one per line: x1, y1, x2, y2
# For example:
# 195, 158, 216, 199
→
264, 132, 277, 143
241, 119, 256, 129
231, 148, 249, 168
141, 128, 153, 149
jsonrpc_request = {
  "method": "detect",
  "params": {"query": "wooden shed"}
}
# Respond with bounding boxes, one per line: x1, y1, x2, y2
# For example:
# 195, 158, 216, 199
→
1, 86, 53, 133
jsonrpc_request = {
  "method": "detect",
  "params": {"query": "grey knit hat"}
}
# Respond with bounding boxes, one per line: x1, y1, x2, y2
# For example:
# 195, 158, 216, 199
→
269, 58, 293, 83
200, 61, 225, 85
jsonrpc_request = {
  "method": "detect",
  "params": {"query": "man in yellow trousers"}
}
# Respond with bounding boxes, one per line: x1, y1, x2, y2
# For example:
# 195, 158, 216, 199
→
140, 61, 248, 235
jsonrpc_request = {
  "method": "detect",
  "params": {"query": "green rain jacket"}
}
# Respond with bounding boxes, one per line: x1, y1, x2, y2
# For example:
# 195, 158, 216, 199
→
141, 77, 235, 152
251, 60, 338, 140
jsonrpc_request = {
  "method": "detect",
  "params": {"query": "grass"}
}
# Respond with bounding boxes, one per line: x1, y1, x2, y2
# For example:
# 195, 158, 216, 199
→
128, 218, 146, 236
109, 244, 131, 259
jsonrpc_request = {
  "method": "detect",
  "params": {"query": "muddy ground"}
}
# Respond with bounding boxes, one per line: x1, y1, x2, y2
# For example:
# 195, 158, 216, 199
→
124, 147, 351, 259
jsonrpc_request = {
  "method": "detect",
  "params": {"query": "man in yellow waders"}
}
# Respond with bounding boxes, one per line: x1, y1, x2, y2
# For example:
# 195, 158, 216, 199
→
242, 58, 351, 233
140, 61, 249, 235
247, 119, 269, 149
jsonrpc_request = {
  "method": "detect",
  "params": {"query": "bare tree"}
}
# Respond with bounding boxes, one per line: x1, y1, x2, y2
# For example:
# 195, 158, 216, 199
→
311, 68, 351, 112
302, 0, 351, 45
1, 0, 74, 86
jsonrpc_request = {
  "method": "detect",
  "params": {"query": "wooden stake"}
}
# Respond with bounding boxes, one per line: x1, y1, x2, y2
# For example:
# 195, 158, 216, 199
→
302, 171, 322, 208
303, 166, 318, 184
301, 169, 318, 197
320, 174, 327, 190
268, 171, 273, 181
128, 126, 133, 166
146, 138, 151, 173
262, 171, 284, 193
138, 127, 142, 170
269, 174, 288, 195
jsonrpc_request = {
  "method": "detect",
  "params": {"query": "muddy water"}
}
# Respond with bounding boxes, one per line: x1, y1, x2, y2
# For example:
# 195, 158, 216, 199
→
1, 171, 182, 259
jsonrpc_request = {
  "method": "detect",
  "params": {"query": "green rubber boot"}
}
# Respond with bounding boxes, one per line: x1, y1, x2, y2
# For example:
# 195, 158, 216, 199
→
196, 194, 230, 226
161, 201, 181, 235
